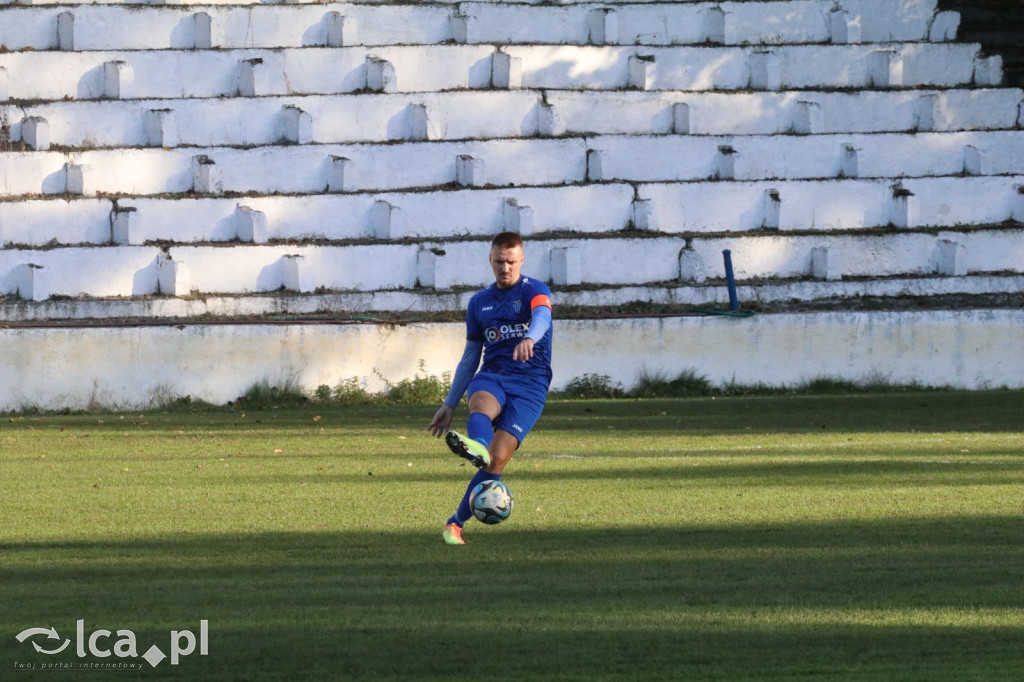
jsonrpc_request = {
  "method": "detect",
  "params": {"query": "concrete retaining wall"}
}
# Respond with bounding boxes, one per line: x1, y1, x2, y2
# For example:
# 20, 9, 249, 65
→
1, 308, 1020, 411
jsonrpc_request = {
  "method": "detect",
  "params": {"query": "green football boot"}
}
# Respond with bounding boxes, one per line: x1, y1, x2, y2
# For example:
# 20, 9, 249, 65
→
445, 431, 491, 469
442, 523, 466, 546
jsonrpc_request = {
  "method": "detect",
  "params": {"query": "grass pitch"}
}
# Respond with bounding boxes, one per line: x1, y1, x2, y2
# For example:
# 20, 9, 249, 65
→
2, 392, 1023, 680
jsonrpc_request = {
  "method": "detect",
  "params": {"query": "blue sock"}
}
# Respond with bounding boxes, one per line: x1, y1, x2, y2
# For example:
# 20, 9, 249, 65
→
466, 412, 494, 448
447, 469, 503, 527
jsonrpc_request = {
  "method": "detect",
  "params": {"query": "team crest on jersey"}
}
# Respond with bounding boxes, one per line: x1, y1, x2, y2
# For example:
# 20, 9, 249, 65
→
512, 299, 522, 314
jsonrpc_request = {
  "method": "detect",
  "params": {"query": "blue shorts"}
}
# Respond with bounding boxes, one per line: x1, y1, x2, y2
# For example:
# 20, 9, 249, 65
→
467, 371, 548, 446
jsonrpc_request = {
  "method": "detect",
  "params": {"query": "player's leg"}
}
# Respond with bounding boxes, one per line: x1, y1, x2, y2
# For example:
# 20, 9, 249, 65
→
467, 390, 501, 446
486, 381, 548, 474
445, 462, 505, 539
445, 423, 518, 544
485, 429, 519, 474
443, 384, 506, 543
448, 391, 502, 508
442, 376, 547, 544
445, 379, 504, 468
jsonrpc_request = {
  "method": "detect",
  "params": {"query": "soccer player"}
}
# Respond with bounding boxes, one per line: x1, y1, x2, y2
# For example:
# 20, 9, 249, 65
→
427, 232, 553, 545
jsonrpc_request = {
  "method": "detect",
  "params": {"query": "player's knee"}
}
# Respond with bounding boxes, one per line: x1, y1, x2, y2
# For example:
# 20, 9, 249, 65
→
486, 447, 514, 474
468, 391, 501, 417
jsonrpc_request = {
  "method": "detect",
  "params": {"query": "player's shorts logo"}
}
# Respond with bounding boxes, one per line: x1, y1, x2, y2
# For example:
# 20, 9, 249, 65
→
484, 326, 501, 342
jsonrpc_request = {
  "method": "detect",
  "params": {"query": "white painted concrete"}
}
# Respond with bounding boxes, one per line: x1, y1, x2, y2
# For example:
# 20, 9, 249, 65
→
7, 131, 1024, 199
2, 273, 1022, 323
0, 308, 1019, 411
0, 1, 943, 50
0, 139, 588, 198
0, 43, 980, 101
638, 175, 1024, 232
588, 131, 1024, 183
7, 86, 1022, 153
459, 0, 941, 46
2, 229, 1021, 298
0, 47, 496, 100
669, 230, 1024, 281
545, 88, 1024, 136
554, 309, 1024, 392
0, 4, 456, 51
506, 43, 979, 91
0, 184, 636, 245
5, 91, 548, 148
4, 176, 1020, 246
0, 0, 1021, 411
556, 274, 1024, 310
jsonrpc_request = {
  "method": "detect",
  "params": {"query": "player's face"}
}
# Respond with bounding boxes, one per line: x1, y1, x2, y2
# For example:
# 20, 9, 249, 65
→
490, 245, 524, 289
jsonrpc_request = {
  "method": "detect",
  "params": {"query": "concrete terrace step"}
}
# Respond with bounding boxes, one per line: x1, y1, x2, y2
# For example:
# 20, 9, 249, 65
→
0, 229, 1019, 299
3, 176, 1023, 248
587, 130, 1024, 183
456, 0, 945, 45
0, 139, 589, 197
0, 0, 943, 8
0, 0, 941, 6
5, 91, 545, 148
636, 175, 1024, 232
544, 88, 1024, 136
558, 274, 1024, 311
8, 87, 1023, 151
1, 0, 1021, 320
0, 0, 947, 51
0, 43, 988, 102
0, 184, 640, 245
2, 274, 1021, 322
0, 4, 454, 51
5, 131, 1024, 199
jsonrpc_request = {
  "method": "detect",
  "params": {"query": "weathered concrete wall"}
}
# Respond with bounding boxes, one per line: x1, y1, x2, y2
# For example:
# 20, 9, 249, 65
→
1, 309, 1020, 411
0, 0, 1021, 411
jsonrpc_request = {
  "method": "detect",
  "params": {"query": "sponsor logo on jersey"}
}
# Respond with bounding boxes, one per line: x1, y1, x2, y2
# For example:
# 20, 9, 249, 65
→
484, 322, 530, 343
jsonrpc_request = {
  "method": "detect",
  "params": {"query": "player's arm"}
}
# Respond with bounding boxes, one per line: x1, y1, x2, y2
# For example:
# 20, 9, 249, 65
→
513, 293, 552, 363
427, 338, 483, 437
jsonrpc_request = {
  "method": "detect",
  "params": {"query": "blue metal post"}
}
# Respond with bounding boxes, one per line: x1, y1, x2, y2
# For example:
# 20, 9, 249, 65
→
722, 249, 739, 311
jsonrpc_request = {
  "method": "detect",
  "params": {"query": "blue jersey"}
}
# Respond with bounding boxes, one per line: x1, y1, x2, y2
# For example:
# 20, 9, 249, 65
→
466, 275, 553, 383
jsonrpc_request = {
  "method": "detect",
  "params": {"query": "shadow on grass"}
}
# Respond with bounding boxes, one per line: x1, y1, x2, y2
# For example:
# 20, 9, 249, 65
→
214, 458, 1024, 490
3, 516, 1023, 681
